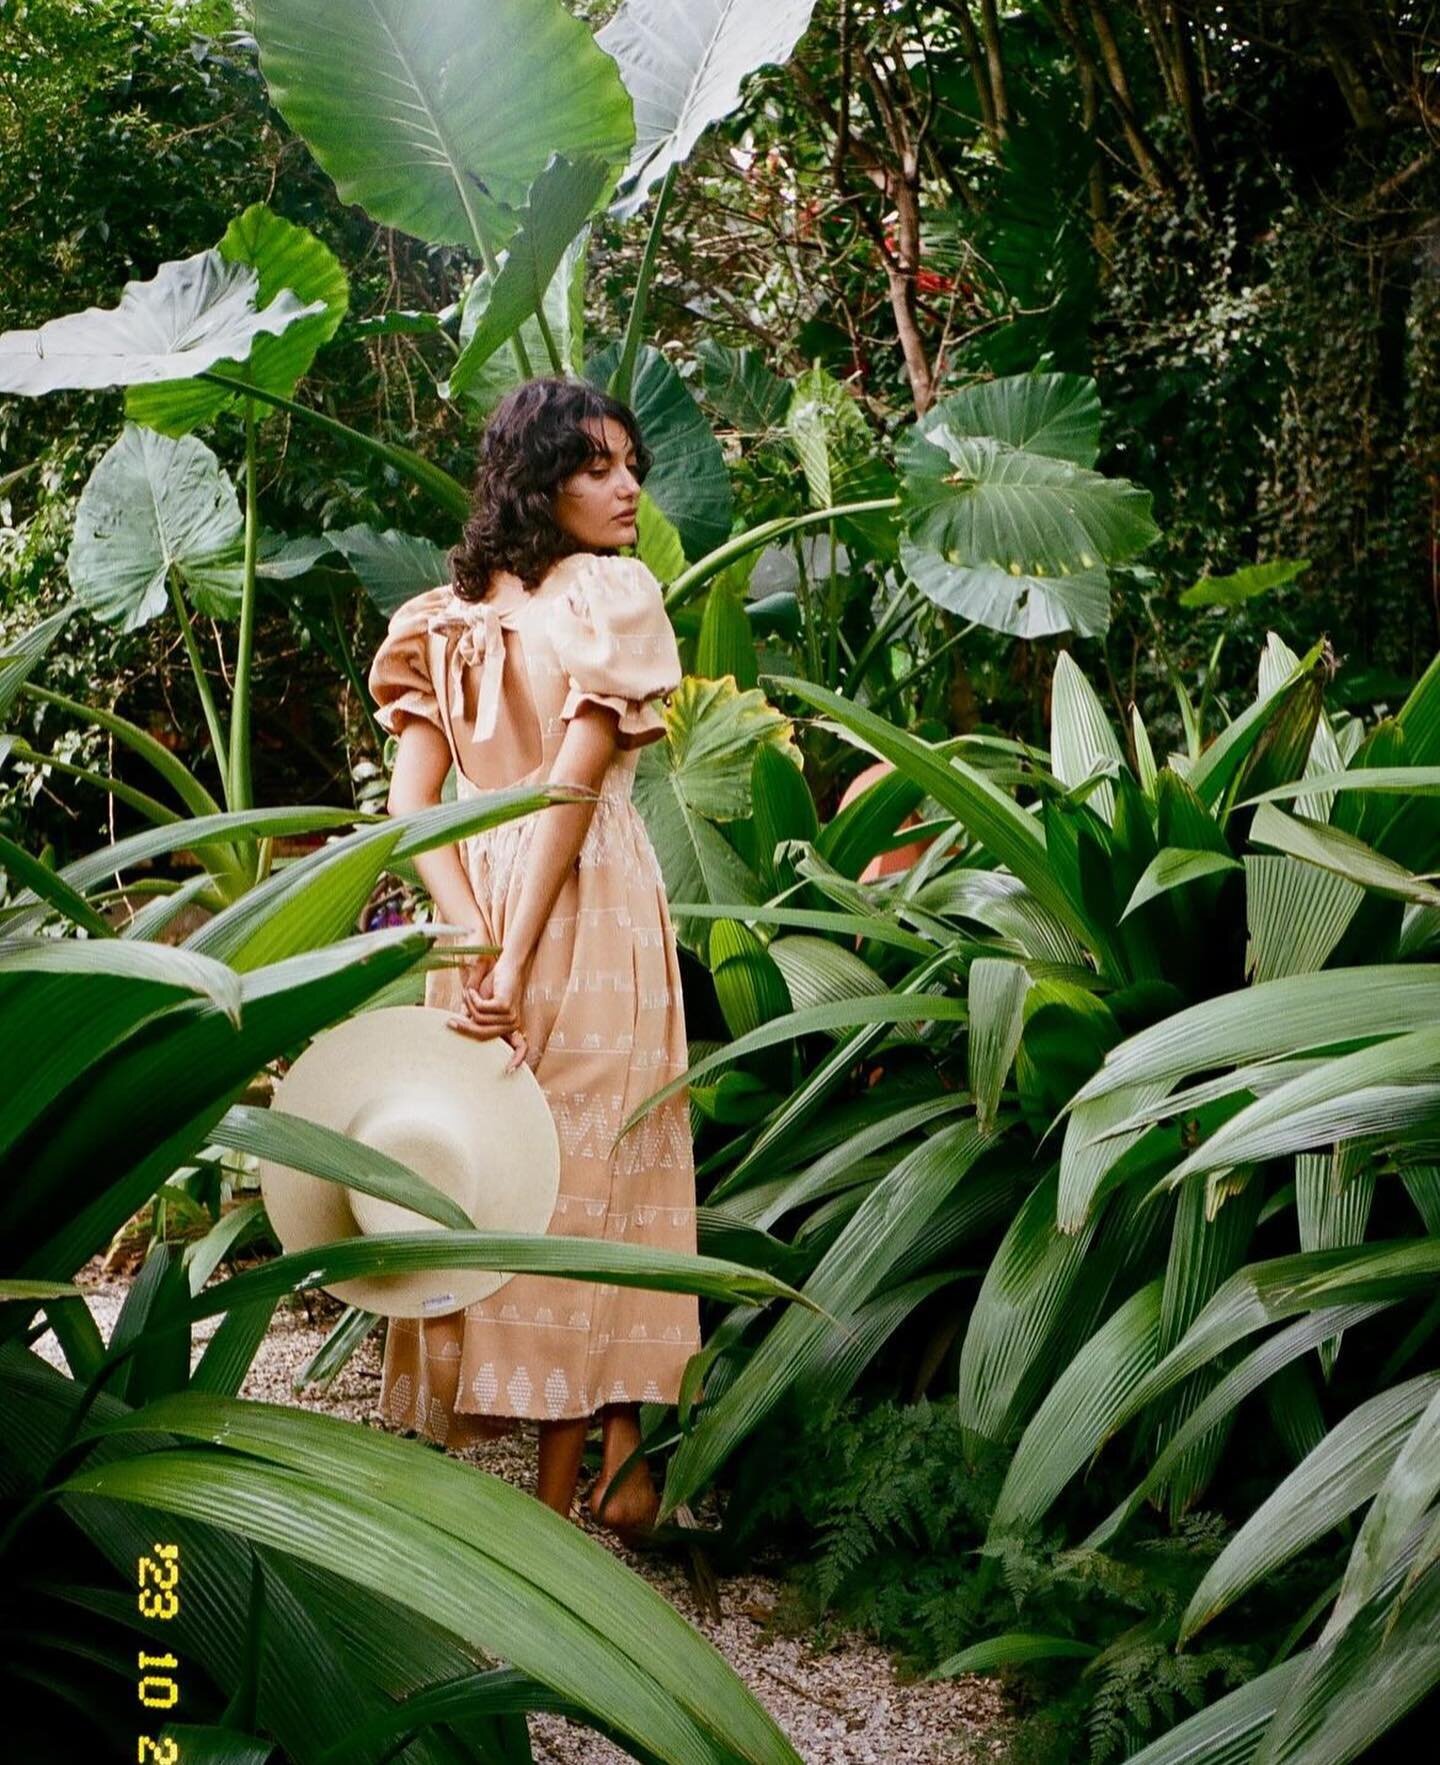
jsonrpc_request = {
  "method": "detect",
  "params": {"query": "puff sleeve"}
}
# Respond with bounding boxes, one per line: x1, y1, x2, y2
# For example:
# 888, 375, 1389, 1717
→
366, 586, 450, 738
549, 556, 681, 750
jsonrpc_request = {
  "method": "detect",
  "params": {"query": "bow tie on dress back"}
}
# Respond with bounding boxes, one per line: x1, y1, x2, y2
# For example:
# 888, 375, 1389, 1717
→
424, 593, 522, 753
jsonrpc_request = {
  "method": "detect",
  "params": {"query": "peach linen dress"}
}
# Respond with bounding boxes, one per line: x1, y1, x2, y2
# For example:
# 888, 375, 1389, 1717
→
365, 551, 702, 1446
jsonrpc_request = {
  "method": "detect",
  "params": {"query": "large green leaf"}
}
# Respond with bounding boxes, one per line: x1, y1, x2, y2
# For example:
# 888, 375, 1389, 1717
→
1257, 631, 1344, 822
24, 793, 553, 916
1243, 767, 1440, 808
126, 204, 349, 435
1186, 640, 1326, 813
739, 1094, 970, 1231
633, 676, 796, 953
1180, 1374, 1440, 1643
597, 0, 821, 215
917, 372, 1102, 466
1296, 1143, 1375, 1374
766, 935, 887, 1023
167, 1231, 813, 1321
67, 425, 247, 628
1259, 1543, 1440, 1765
254, 0, 634, 253
988, 1280, 1164, 1536
899, 429, 1158, 575
1071, 966, 1440, 1106
1118, 1661, 1306, 1765
1249, 801, 1440, 908
1152, 1175, 1262, 1513
669, 900, 931, 956
445, 153, 607, 395
1083, 1303, 1391, 1551
966, 957, 1030, 1130
451, 230, 589, 417
66, 1392, 802, 1764
0, 604, 73, 723
587, 342, 733, 557
0, 1355, 497, 1765
324, 524, 450, 617
1123, 848, 1242, 918
784, 364, 896, 556
209, 1104, 471, 1230
1164, 1026, 1440, 1183
0, 249, 324, 395
0, 833, 115, 936
1244, 855, 1362, 983
1050, 651, 1125, 823
1323, 1383, 1440, 1643
184, 824, 404, 971
956, 1169, 1107, 1445
696, 338, 789, 433
899, 534, 1110, 640
705, 948, 965, 1200
8, 928, 434, 1277
915, 866, 1088, 967
1056, 1077, 1174, 1233
995, 1243, 1440, 1539
765, 674, 1110, 959
618, 990, 969, 1144
0, 939, 243, 1159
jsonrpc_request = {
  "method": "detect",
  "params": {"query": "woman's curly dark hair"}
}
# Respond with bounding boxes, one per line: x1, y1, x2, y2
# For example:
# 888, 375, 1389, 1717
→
447, 377, 652, 599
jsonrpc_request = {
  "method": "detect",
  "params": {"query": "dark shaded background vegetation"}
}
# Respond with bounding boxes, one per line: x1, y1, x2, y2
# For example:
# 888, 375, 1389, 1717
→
4, 0, 1435, 859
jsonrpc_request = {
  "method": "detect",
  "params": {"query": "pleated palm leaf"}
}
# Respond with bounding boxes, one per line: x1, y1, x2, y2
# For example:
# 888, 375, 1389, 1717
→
0, 796, 821, 1763
627, 633, 1440, 1764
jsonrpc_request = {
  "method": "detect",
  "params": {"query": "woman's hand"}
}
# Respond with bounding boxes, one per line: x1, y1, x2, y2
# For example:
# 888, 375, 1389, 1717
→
447, 948, 532, 1073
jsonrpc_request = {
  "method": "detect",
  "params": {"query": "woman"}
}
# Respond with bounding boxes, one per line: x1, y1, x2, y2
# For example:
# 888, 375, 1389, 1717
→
366, 377, 701, 1540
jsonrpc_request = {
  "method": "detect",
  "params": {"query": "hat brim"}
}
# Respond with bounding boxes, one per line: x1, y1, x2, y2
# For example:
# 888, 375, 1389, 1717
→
258, 1006, 560, 1318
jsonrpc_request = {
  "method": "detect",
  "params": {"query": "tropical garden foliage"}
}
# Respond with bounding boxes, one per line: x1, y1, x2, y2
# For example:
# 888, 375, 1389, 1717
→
2, 1, 1438, 1761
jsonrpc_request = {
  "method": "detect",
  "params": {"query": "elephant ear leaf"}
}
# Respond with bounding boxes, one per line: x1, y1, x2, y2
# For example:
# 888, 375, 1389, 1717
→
126, 205, 349, 436
895, 370, 1158, 642
452, 232, 590, 418
0, 249, 324, 397
598, 0, 821, 216
918, 372, 1102, 466
255, 0, 632, 252
68, 426, 246, 631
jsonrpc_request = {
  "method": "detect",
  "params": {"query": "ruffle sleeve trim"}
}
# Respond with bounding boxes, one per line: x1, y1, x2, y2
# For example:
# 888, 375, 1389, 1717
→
549, 556, 681, 751
366, 585, 451, 737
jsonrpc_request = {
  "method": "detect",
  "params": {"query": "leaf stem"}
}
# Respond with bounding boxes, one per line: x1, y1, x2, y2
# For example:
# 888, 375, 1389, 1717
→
229, 397, 260, 812
612, 163, 678, 405
166, 571, 230, 803
666, 498, 899, 610
198, 373, 469, 519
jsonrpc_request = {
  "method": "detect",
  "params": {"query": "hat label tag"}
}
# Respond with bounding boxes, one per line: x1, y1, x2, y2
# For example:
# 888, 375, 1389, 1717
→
423, 1292, 458, 1313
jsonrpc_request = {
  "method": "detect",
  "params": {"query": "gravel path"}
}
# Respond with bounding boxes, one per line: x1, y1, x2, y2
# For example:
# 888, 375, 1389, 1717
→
33, 1272, 1008, 1764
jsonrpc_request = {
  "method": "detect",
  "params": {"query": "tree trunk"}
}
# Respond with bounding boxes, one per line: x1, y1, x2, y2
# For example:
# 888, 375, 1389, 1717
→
948, 0, 1000, 145
977, 0, 1010, 138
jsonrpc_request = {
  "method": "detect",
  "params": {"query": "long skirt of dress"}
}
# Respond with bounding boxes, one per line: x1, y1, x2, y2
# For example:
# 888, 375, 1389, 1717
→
378, 771, 703, 1446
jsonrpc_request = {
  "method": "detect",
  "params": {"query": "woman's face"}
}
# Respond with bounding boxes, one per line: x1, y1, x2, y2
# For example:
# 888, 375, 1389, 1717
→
552, 416, 642, 552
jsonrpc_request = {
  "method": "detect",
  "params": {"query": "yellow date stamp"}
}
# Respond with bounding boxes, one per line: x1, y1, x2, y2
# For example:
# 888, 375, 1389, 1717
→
136, 1542, 181, 1763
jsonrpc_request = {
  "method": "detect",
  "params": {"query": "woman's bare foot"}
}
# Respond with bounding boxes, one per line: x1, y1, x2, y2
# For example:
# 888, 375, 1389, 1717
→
586, 1458, 661, 1538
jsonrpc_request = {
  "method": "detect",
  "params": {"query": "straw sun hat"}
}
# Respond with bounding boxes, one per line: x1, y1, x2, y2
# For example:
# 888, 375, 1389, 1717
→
258, 1005, 561, 1319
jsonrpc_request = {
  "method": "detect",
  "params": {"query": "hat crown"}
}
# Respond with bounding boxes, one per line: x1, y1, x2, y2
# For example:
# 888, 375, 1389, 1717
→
345, 1094, 472, 1237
